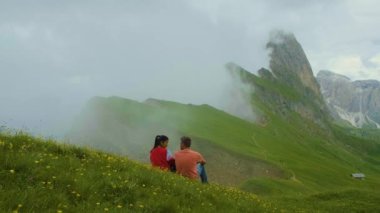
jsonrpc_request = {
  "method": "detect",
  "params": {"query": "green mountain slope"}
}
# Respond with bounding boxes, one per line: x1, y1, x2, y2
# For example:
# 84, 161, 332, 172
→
0, 132, 265, 212
69, 97, 285, 186
67, 32, 380, 212
222, 32, 380, 194
3, 132, 380, 212
69, 96, 380, 195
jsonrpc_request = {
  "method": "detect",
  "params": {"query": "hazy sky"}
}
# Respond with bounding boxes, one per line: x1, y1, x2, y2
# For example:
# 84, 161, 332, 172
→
1, 0, 380, 136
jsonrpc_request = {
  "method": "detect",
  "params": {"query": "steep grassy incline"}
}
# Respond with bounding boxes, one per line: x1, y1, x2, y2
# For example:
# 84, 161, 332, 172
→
3, 132, 380, 212
228, 63, 380, 195
69, 97, 286, 186
69, 96, 380, 197
0, 132, 267, 212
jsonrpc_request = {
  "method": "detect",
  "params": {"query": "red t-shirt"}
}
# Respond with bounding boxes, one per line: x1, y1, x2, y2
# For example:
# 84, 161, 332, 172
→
150, 147, 169, 170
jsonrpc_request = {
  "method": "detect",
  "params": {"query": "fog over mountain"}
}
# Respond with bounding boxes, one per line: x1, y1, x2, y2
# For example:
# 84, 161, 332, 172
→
1, 0, 380, 136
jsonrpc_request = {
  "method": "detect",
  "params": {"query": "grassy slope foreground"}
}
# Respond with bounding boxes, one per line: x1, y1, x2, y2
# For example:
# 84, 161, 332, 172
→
2, 132, 380, 212
0, 132, 267, 213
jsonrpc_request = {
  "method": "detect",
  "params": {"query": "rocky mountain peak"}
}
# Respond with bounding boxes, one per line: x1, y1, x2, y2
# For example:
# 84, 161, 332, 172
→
226, 32, 330, 127
317, 71, 380, 128
317, 70, 351, 82
267, 31, 322, 98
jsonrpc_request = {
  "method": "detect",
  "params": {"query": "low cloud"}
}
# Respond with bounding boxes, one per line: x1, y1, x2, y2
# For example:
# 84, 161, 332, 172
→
221, 64, 257, 122
328, 54, 380, 80
1, 0, 380, 136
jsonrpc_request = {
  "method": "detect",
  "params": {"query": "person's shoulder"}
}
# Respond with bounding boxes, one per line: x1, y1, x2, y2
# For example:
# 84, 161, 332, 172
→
174, 149, 184, 155
188, 149, 201, 155
154, 147, 166, 153
187, 148, 198, 153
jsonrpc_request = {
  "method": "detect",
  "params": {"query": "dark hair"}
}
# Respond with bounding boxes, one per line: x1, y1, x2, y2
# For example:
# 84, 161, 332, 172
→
152, 135, 169, 150
181, 136, 191, 148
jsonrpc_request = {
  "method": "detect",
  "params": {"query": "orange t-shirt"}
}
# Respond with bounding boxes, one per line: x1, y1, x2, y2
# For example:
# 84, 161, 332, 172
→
174, 149, 205, 180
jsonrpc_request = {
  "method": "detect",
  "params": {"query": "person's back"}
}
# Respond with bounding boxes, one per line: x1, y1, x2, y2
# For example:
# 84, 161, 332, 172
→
150, 146, 169, 169
175, 148, 204, 179
174, 136, 206, 181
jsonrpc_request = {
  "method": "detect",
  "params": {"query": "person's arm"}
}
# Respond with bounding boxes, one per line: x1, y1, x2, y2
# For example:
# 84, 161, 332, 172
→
166, 149, 173, 161
197, 153, 206, 165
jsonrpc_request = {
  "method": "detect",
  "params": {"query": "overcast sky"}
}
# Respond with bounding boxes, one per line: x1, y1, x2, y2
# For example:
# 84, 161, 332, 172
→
1, 0, 380, 136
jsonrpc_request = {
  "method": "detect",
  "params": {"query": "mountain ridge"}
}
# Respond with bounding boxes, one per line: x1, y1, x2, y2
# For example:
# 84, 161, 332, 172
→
317, 70, 380, 128
67, 32, 380, 200
226, 31, 331, 129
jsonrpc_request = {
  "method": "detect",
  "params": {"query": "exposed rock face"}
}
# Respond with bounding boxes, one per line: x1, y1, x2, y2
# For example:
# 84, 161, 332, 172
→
317, 70, 380, 128
267, 32, 322, 98
227, 32, 330, 126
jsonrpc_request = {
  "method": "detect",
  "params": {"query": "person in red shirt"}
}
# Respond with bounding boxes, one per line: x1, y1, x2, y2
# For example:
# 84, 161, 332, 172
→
174, 136, 208, 183
150, 135, 175, 171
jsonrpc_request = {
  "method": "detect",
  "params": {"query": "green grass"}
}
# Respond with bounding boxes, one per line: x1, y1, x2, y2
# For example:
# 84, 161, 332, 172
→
240, 177, 311, 197
1, 132, 267, 212
65, 66, 380, 211
269, 189, 380, 212
70, 96, 380, 195
3, 132, 380, 212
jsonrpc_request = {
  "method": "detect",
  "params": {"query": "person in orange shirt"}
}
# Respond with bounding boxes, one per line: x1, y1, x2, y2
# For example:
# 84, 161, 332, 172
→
174, 136, 208, 183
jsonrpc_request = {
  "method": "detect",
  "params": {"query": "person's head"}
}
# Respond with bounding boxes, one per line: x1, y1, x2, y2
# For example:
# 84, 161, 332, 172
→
180, 136, 191, 150
153, 135, 169, 149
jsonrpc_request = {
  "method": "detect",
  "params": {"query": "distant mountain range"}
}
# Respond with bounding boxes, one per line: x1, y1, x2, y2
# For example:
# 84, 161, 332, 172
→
317, 70, 380, 128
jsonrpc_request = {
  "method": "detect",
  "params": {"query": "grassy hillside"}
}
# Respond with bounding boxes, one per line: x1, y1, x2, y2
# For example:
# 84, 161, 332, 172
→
67, 35, 380, 206
69, 96, 380, 197
69, 97, 286, 186
0, 132, 267, 212
230, 63, 380, 194
4, 133, 380, 212
3, 132, 380, 212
